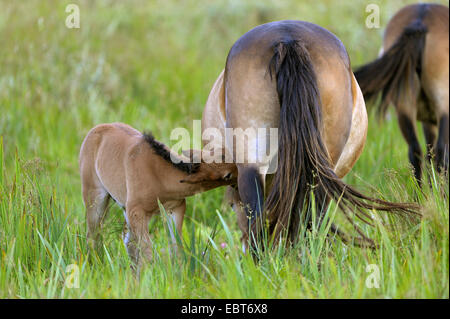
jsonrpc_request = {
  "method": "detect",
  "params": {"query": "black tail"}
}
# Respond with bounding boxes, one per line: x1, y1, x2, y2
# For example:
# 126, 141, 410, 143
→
354, 20, 428, 117
265, 40, 419, 246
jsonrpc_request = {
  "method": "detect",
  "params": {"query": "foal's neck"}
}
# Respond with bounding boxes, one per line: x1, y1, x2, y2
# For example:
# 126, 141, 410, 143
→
177, 181, 224, 198
166, 173, 226, 199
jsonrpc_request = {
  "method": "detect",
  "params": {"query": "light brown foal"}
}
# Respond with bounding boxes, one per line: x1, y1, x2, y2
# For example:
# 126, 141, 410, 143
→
79, 123, 237, 268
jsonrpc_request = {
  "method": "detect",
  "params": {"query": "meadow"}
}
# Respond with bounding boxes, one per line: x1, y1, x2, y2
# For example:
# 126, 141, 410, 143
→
0, 0, 448, 298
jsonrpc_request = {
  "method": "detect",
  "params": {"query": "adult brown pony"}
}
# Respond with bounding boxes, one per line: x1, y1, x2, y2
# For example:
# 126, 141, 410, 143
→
355, 3, 449, 185
202, 20, 418, 250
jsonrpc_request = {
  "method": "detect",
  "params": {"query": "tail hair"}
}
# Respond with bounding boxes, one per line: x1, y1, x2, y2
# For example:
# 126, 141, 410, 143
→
265, 40, 419, 246
354, 20, 428, 117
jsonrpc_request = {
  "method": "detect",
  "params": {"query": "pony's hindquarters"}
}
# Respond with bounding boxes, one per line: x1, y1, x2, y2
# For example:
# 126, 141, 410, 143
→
355, 3, 449, 177
224, 30, 281, 230
334, 73, 368, 179
224, 21, 418, 248
421, 5, 449, 173
266, 38, 417, 245
224, 21, 359, 244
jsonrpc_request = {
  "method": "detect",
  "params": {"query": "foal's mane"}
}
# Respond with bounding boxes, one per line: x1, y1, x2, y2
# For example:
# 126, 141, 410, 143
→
143, 132, 200, 174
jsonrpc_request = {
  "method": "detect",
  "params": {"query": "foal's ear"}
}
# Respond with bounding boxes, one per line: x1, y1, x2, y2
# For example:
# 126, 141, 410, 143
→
182, 149, 202, 163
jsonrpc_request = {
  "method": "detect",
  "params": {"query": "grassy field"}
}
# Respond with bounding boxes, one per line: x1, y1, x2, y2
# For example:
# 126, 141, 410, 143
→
0, 0, 448, 298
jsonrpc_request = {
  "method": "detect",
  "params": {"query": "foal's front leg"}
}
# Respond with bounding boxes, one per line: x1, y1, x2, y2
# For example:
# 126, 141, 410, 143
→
125, 204, 153, 270
225, 186, 249, 254
168, 200, 186, 258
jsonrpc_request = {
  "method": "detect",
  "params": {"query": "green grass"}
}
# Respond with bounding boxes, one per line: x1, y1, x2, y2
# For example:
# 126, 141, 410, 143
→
0, 0, 448, 298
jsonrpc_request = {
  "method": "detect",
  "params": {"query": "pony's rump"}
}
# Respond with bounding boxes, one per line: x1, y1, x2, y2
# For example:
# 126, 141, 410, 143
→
354, 18, 428, 117
264, 40, 419, 246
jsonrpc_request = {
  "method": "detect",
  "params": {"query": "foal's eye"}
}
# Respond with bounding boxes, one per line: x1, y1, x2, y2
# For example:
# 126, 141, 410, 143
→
223, 172, 232, 180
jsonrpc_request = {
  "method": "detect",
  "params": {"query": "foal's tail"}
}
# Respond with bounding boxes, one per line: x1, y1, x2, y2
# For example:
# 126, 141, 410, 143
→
354, 20, 428, 117
265, 40, 419, 246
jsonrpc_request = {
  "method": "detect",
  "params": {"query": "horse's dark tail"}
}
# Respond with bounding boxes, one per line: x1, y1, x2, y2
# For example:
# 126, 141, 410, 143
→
354, 19, 428, 118
265, 40, 419, 246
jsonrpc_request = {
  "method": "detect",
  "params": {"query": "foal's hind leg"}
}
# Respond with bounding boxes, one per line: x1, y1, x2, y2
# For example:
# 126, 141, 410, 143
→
83, 185, 111, 252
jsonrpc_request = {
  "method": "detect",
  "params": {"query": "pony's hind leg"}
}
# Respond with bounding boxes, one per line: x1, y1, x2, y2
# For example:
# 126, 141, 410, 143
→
83, 186, 111, 253
424, 86, 449, 175
436, 114, 449, 174
398, 112, 423, 185
422, 122, 439, 187
423, 122, 438, 164
237, 167, 264, 217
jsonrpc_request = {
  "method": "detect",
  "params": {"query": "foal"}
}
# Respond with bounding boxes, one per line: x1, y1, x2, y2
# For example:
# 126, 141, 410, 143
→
79, 122, 237, 267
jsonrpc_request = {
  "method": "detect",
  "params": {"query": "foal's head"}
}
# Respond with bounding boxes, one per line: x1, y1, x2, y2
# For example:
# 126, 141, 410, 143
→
179, 149, 238, 186
143, 133, 237, 186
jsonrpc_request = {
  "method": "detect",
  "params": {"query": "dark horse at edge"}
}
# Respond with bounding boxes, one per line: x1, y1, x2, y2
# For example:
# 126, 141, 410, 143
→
355, 3, 449, 186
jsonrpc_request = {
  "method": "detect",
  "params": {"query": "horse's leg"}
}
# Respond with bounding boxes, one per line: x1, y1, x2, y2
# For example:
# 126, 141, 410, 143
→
224, 59, 279, 247
396, 80, 423, 186
237, 165, 264, 229
83, 185, 110, 253
80, 145, 111, 253
169, 200, 186, 258
225, 186, 249, 253
397, 111, 423, 185
421, 122, 438, 187
422, 122, 438, 164
436, 114, 449, 174
122, 209, 139, 268
125, 204, 153, 271
422, 85, 449, 175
